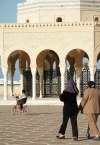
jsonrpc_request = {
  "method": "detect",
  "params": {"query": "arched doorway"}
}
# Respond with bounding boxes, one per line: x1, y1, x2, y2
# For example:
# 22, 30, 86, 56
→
66, 49, 90, 97
36, 49, 60, 98
8, 50, 32, 96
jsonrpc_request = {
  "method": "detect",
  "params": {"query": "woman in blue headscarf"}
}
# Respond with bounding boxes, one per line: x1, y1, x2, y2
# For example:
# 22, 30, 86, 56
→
56, 79, 79, 141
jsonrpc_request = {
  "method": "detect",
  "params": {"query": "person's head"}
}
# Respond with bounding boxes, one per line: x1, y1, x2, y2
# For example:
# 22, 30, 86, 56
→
22, 89, 25, 94
65, 79, 79, 94
88, 81, 95, 88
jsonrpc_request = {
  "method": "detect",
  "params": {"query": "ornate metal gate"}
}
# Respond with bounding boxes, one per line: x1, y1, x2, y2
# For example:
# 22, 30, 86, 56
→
23, 70, 32, 96
65, 68, 90, 97
51, 70, 61, 96
36, 70, 40, 97
43, 70, 52, 97
43, 70, 61, 97
80, 68, 90, 97
23, 68, 100, 98
94, 69, 100, 89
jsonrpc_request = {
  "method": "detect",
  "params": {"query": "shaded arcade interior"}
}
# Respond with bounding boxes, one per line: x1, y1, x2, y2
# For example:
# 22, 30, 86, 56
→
1, 49, 100, 98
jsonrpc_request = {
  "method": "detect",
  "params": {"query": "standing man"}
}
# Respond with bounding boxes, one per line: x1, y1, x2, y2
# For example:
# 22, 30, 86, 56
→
79, 81, 100, 140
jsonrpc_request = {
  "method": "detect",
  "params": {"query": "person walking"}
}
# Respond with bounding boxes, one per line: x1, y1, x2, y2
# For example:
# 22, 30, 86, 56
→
79, 81, 100, 140
56, 79, 79, 141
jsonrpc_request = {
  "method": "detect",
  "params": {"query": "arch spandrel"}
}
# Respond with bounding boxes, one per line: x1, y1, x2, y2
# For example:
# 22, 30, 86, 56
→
36, 49, 60, 70
7, 50, 31, 70
31, 46, 92, 67
65, 49, 89, 69
29, 44, 61, 67
1, 47, 31, 68
2, 42, 94, 68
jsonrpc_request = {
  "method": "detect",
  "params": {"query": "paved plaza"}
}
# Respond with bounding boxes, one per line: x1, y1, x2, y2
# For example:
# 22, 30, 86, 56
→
0, 105, 100, 145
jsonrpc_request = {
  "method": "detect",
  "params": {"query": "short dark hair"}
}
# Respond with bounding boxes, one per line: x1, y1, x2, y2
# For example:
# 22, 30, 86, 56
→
88, 81, 95, 88
22, 90, 25, 93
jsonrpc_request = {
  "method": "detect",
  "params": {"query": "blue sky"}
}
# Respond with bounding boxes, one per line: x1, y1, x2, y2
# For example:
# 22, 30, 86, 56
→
0, 0, 25, 80
0, 0, 25, 23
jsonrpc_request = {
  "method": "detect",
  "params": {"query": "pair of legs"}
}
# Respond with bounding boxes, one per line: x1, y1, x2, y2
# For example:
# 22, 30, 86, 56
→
86, 114, 100, 137
59, 113, 78, 138
17, 100, 23, 110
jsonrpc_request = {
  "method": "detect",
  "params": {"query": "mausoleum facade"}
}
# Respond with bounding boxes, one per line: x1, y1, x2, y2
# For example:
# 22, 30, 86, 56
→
0, 0, 100, 100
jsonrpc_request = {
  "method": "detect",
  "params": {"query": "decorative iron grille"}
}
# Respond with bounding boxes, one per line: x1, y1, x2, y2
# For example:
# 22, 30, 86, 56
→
43, 69, 61, 97
94, 69, 100, 89
43, 70, 52, 97
51, 70, 61, 97
23, 70, 32, 96
36, 70, 40, 97
80, 68, 90, 97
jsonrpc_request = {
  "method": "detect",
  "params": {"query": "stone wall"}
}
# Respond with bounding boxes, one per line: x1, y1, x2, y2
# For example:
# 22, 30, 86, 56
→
0, 84, 21, 97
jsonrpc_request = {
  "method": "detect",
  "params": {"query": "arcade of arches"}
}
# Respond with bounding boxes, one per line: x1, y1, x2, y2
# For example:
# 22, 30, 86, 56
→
1, 0, 100, 101
2, 48, 100, 100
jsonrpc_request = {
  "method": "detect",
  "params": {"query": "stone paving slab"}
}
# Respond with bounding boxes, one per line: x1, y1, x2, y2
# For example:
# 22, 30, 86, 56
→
0, 97, 82, 106
0, 105, 100, 145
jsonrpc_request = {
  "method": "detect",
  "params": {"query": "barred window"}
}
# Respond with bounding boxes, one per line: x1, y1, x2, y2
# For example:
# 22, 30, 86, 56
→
56, 17, 62, 22
95, 17, 99, 22
26, 19, 29, 23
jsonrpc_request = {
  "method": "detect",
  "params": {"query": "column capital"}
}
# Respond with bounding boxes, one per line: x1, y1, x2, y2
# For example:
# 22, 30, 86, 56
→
2, 67, 8, 74
9, 69, 15, 76
37, 67, 43, 76
89, 65, 96, 70
89, 66, 96, 81
76, 67, 82, 77
31, 67, 36, 75
19, 68, 24, 73
59, 65, 66, 68
60, 66, 65, 72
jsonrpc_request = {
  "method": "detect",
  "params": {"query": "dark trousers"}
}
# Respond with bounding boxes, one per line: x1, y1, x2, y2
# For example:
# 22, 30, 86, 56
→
59, 113, 78, 137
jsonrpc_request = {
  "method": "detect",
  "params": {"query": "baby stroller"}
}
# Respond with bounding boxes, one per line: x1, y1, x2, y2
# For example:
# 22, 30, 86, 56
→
12, 96, 29, 115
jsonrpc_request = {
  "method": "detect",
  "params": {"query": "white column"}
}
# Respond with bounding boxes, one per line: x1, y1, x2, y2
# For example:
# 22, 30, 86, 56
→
20, 68, 24, 93
76, 67, 81, 98
2, 68, 8, 100
9, 69, 15, 96
38, 68, 43, 98
89, 66, 96, 81
31, 67, 36, 100
60, 66, 65, 93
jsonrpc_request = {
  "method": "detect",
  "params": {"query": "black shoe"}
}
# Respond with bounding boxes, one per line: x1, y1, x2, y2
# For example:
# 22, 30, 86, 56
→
92, 136, 100, 141
73, 137, 78, 141
56, 134, 65, 139
86, 134, 91, 139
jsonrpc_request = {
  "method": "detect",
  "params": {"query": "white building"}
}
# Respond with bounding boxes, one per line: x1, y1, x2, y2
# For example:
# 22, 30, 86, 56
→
0, 0, 100, 100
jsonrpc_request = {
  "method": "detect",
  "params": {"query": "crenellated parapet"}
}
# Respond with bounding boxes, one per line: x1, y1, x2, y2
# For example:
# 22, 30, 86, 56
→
0, 22, 94, 28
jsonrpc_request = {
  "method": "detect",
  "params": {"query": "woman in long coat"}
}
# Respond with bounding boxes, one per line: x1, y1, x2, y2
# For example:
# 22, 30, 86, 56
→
79, 81, 100, 140
56, 79, 79, 141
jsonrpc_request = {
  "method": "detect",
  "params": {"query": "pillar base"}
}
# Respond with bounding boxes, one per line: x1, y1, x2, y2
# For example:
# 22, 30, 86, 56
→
32, 97, 36, 100
3, 98, 7, 101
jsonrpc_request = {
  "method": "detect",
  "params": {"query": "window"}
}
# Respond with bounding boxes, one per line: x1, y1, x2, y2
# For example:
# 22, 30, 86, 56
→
26, 19, 29, 23
56, 17, 62, 22
95, 17, 99, 22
